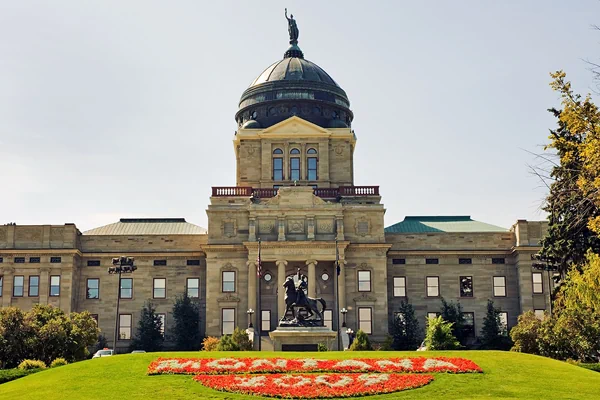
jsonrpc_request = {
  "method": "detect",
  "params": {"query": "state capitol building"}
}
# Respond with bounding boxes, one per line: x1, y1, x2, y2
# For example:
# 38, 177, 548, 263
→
0, 18, 549, 351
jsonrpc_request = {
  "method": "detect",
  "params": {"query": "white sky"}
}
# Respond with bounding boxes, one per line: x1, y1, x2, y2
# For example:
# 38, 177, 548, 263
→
1, 0, 599, 232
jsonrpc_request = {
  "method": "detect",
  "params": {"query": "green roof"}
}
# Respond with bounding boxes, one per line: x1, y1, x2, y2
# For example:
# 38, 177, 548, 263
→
385, 216, 507, 233
83, 218, 207, 235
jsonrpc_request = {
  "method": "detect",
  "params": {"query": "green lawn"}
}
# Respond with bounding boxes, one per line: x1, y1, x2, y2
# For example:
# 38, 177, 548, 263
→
1, 351, 599, 399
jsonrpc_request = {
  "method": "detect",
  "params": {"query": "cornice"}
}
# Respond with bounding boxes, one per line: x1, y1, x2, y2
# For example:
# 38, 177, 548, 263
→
202, 245, 248, 253
388, 249, 512, 256
0, 249, 82, 257
81, 251, 206, 257
243, 241, 351, 250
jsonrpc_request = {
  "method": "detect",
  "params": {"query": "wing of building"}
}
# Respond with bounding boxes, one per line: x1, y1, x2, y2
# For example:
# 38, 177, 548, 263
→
0, 20, 549, 351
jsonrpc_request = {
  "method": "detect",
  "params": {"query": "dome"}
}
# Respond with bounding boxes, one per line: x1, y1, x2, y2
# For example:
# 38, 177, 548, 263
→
236, 23, 353, 130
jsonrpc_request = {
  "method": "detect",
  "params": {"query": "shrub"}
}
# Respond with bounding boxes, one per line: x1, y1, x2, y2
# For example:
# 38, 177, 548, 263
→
18, 359, 47, 371
424, 316, 460, 350
390, 300, 421, 350
50, 358, 68, 368
202, 337, 220, 351
480, 300, 513, 350
0, 369, 37, 384
349, 329, 372, 351
378, 336, 393, 351
440, 298, 467, 345
510, 311, 542, 354
217, 335, 239, 351
317, 342, 328, 352
231, 327, 253, 351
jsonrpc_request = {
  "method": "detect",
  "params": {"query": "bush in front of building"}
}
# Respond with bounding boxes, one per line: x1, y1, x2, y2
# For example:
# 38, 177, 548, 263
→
129, 302, 164, 352
231, 327, 253, 351
348, 329, 372, 351
17, 359, 46, 371
171, 293, 201, 351
50, 358, 68, 368
439, 298, 467, 345
480, 300, 513, 350
390, 300, 421, 350
216, 334, 239, 351
0, 368, 40, 384
201, 337, 220, 351
424, 316, 460, 350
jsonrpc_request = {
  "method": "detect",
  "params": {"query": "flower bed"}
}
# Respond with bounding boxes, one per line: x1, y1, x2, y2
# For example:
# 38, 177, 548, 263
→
194, 373, 434, 398
148, 357, 482, 375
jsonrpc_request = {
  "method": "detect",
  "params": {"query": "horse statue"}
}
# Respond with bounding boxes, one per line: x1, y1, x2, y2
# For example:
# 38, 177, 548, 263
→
281, 275, 326, 326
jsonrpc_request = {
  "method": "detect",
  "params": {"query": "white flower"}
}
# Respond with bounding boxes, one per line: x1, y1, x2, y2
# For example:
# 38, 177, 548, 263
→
297, 358, 319, 369
358, 374, 390, 386
333, 359, 373, 370
250, 359, 288, 369
234, 376, 266, 387
155, 360, 183, 371
423, 359, 459, 370
206, 358, 246, 369
375, 359, 413, 370
314, 375, 353, 387
272, 375, 311, 387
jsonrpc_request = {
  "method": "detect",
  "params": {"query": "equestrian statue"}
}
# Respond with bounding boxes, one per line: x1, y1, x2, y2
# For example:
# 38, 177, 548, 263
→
280, 268, 326, 327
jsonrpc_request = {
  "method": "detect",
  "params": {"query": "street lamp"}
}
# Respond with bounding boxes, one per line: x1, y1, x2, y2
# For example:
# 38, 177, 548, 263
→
108, 256, 137, 354
247, 308, 255, 328
340, 308, 348, 327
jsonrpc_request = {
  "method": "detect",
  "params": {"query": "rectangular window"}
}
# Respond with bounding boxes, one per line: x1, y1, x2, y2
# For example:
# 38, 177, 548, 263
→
29, 257, 40, 263
119, 314, 132, 340
87, 260, 101, 267
153, 278, 166, 298
28, 276, 39, 297
120, 278, 132, 299
153, 260, 167, 266
187, 259, 201, 266
158, 313, 166, 337
50, 257, 62, 263
358, 270, 371, 292
261, 310, 271, 332
460, 276, 473, 297
499, 312, 508, 335
222, 271, 236, 292
307, 157, 318, 181
86, 278, 99, 299
459, 258, 472, 264
290, 157, 300, 181
392, 258, 406, 265
426, 276, 439, 297
13, 276, 24, 297
222, 308, 235, 335
427, 312, 439, 320
0, 276, 3, 297
273, 158, 283, 180
187, 278, 200, 298
91, 314, 99, 324
14, 257, 25, 263
0, 257, 3, 263
534, 309, 545, 320
426, 258, 439, 264
323, 309, 333, 330
532, 272, 543, 294
493, 276, 506, 297
463, 312, 475, 337
492, 257, 506, 264
393, 277, 406, 297
50, 276, 61, 296
358, 307, 372, 334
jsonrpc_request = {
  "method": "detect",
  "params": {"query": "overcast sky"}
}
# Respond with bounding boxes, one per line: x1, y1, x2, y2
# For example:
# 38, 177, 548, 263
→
1, 0, 599, 232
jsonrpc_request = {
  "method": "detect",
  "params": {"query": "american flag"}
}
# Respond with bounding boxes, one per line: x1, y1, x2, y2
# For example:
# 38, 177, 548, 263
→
257, 239, 262, 278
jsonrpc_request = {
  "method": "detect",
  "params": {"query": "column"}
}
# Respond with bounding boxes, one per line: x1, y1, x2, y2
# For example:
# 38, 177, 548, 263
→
248, 218, 256, 242
306, 260, 317, 298
247, 261, 257, 324
276, 260, 288, 319
336, 216, 345, 241
338, 259, 347, 311
307, 216, 315, 240
278, 217, 286, 241
2, 267, 14, 307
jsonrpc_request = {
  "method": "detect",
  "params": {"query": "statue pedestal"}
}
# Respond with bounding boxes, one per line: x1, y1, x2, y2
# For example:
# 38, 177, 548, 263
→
269, 326, 338, 351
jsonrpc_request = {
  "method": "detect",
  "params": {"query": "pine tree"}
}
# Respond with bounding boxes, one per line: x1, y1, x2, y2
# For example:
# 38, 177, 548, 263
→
130, 302, 164, 352
390, 300, 420, 350
480, 300, 512, 350
348, 329, 372, 351
440, 298, 467, 345
171, 292, 201, 350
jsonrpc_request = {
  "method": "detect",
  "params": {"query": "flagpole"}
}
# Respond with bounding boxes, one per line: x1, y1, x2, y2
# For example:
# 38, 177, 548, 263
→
257, 238, 262, 351
334, 237, 341, 351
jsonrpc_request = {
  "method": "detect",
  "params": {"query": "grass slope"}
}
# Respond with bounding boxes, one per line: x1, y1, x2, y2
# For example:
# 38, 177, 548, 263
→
1, 351, 599, 399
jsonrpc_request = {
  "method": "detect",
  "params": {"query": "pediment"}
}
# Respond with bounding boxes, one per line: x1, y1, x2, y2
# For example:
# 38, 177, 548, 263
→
261, 116, 330, 137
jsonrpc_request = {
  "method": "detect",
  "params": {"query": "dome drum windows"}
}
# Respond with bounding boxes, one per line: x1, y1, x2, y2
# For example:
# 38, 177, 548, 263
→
270, 145, 319, 182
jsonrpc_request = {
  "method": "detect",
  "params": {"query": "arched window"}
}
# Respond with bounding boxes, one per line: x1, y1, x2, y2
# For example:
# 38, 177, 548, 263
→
273, 148, 283, 180
307, 148, 317, 154
307, 148, 318, 181
290, 148, 300, 180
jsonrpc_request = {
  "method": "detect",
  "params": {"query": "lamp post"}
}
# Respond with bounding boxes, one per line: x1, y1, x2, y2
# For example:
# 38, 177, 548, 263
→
108, 256, 137, 354
340, 308, 348, 328
247, 308, 255, 328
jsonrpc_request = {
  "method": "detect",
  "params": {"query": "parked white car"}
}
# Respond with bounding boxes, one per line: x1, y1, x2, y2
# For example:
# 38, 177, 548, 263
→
92, 349, 114, 358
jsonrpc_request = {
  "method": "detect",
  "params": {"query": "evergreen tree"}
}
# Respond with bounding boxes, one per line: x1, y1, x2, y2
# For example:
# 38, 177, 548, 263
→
390, 300, 420, 350
231, 327, 253, 351
440, 298, 466, 345
348, 329, 372, 351
424, 316, 460, 350
217, 334, 239, 351
171, 292, 201, 350
480, 300, 512, 350
130, 302, 164, 352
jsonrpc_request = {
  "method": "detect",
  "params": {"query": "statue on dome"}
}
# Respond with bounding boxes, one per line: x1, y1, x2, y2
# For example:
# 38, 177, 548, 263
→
285, 8, 299, 44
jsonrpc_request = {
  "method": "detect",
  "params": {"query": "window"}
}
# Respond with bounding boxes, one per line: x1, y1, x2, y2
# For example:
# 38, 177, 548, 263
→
290, 148, 300, 154
273, 149, 283, 180
91, 314, 99, 324
14, 257, 25, 263
492, 257, 506, 264
323, 310, 333, 330
222, 271, 235, 292
0, 257, 3, 263
222, 308, 235, 335
13, 276, 24, 297
290, 156, 300, 181
153, 278, 166, 298
493, 276, 506, 297
158, 314, 166, 336
120, 278, 132, 299
499, 312, 508, 335
187, 278, 200, 298
393, 277, 406, 297
358, 307, 372, 334
0, 276, 3, 297
463, 312, 475, 337
426, 258, 439, 264
50, 257, 61, 263
29, 276, 39, 297
86, 278, 99, 299
29, 257, 40, 263
50, 276, 61, 296
154, 260, 167, 266
392, 258, 406, 265
119, 314, 132, 340
187, 259, 200, 266
426, 276, 439, 297
87, 260, 101, 267
307, 148, 317, 155
307, 157, 318, 181
534, 309, 545, 320
358, 270, 371, 292
459, 258, 472, 264
427, 312, 439, 320
261, 310, 271, 332
460, 276, 473, 297
532, 272, 543, 294
273, 148, 283, 154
